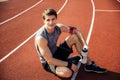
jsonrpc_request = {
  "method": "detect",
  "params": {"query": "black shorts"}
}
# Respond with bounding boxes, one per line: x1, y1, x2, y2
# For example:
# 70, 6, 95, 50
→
42, 41, 73, 74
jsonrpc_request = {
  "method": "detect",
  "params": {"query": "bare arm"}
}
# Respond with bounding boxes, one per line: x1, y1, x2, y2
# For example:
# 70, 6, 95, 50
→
36, 36, 68, 67
57, 23, 88, 48
57, 24, 69, 33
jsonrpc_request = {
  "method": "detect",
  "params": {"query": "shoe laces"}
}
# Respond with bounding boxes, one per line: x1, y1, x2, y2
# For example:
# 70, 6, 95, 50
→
91, 61, 99, 68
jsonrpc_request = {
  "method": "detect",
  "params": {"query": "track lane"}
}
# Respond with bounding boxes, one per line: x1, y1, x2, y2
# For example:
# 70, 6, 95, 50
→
0, 0, 92, 80
0, 0, 65, 59
92, 0, 120, 74
94, 0, 120, 10
89, 12, 120, 73
0, 0, 40, 22
0, 0, 44, 25
1, 0, 119, 80
76, 0, 120, 80
0, 0, 68, 80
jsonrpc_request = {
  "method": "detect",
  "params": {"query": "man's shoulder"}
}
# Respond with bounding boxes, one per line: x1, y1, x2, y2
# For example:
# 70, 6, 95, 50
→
56, 23, 68, 33
36, 26, 46, 38
56, 23, 64, 27
35, 26, 48, 42
35, 35, 48, 45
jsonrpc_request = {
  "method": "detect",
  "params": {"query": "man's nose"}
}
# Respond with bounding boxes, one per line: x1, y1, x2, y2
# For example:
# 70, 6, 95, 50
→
49, 20, 53, 24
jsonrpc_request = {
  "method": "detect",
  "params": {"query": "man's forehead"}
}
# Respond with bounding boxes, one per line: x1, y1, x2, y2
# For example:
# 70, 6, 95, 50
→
45, 15, 56, 19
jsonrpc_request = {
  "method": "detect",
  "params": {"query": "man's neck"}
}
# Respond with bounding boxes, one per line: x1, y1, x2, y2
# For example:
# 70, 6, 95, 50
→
45, 25, 55, 34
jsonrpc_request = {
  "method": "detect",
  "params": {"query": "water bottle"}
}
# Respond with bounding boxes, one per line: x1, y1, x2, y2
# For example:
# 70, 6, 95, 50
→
80, 47, 88, 64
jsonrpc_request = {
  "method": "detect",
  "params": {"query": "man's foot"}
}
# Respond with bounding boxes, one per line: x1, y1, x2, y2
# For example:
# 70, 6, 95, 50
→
84, 61, 107, 73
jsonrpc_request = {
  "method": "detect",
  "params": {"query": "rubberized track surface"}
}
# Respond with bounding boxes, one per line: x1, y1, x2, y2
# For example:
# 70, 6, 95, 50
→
0, 0, 120, 80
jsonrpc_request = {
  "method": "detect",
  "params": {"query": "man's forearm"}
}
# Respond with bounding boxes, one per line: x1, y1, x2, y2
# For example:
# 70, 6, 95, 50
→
47, 58, 68, 67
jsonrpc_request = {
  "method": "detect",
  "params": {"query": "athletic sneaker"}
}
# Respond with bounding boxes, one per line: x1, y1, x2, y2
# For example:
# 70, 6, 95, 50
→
84, 61, 107, 73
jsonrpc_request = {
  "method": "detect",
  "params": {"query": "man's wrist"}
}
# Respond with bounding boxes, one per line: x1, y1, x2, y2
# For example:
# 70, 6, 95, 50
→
69, 26, 76, 34
67, 61, 72, 69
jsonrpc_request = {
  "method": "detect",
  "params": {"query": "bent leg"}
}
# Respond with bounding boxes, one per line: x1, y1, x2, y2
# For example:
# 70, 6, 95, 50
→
74, 29, 88, 48
65, 34, 89, 64
65, 34, 83, 55
56, 66, 72, 78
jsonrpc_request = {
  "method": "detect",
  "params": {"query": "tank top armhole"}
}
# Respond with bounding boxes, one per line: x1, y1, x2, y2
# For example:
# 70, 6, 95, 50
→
55, 25, 61, 34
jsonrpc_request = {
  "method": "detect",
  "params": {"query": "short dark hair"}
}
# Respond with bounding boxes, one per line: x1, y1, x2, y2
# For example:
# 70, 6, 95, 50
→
42, 8, 57, 20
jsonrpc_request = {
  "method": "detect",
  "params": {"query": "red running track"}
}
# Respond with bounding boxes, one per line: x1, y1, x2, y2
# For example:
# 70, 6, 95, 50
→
0, 0, 120, 80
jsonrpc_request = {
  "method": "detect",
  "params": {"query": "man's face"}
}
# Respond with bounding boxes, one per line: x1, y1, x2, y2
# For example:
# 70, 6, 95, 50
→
44, 15, 57, 29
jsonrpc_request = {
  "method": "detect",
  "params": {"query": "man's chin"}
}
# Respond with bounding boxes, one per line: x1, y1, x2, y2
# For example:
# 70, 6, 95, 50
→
48, 26, 54, 29
49, 25, 55, 28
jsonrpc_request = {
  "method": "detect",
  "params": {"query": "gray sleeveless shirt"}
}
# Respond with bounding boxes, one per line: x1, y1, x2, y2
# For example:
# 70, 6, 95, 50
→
35, 25, 61, 62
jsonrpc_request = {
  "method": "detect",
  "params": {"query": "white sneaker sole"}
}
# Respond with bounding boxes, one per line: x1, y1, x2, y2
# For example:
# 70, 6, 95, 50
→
84, 68, 107, 73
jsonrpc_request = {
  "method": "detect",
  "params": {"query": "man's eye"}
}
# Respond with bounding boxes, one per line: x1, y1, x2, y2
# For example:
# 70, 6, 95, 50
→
52, 18, 56, 21
47, 19, 50, 21
52, 18, 55, 20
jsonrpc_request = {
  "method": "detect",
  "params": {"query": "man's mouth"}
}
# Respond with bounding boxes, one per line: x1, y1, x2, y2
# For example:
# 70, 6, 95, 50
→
49, 24, 55, 27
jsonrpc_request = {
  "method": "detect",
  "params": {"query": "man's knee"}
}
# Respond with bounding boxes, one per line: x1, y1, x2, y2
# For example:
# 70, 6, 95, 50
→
65, 34, 79, 47
56, 67, 72, 78
70, 34, 79, 42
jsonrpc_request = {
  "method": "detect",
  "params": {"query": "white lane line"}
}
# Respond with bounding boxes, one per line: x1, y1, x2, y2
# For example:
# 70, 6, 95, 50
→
86, 0, 95, 45
0, 0, 43, 25
0, 0, 68, 63
96, 9, 120, 12
71, 62, 81, 80
117, 0, 120, 3
71, 0, 95, 80
57, 0, 68, 14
